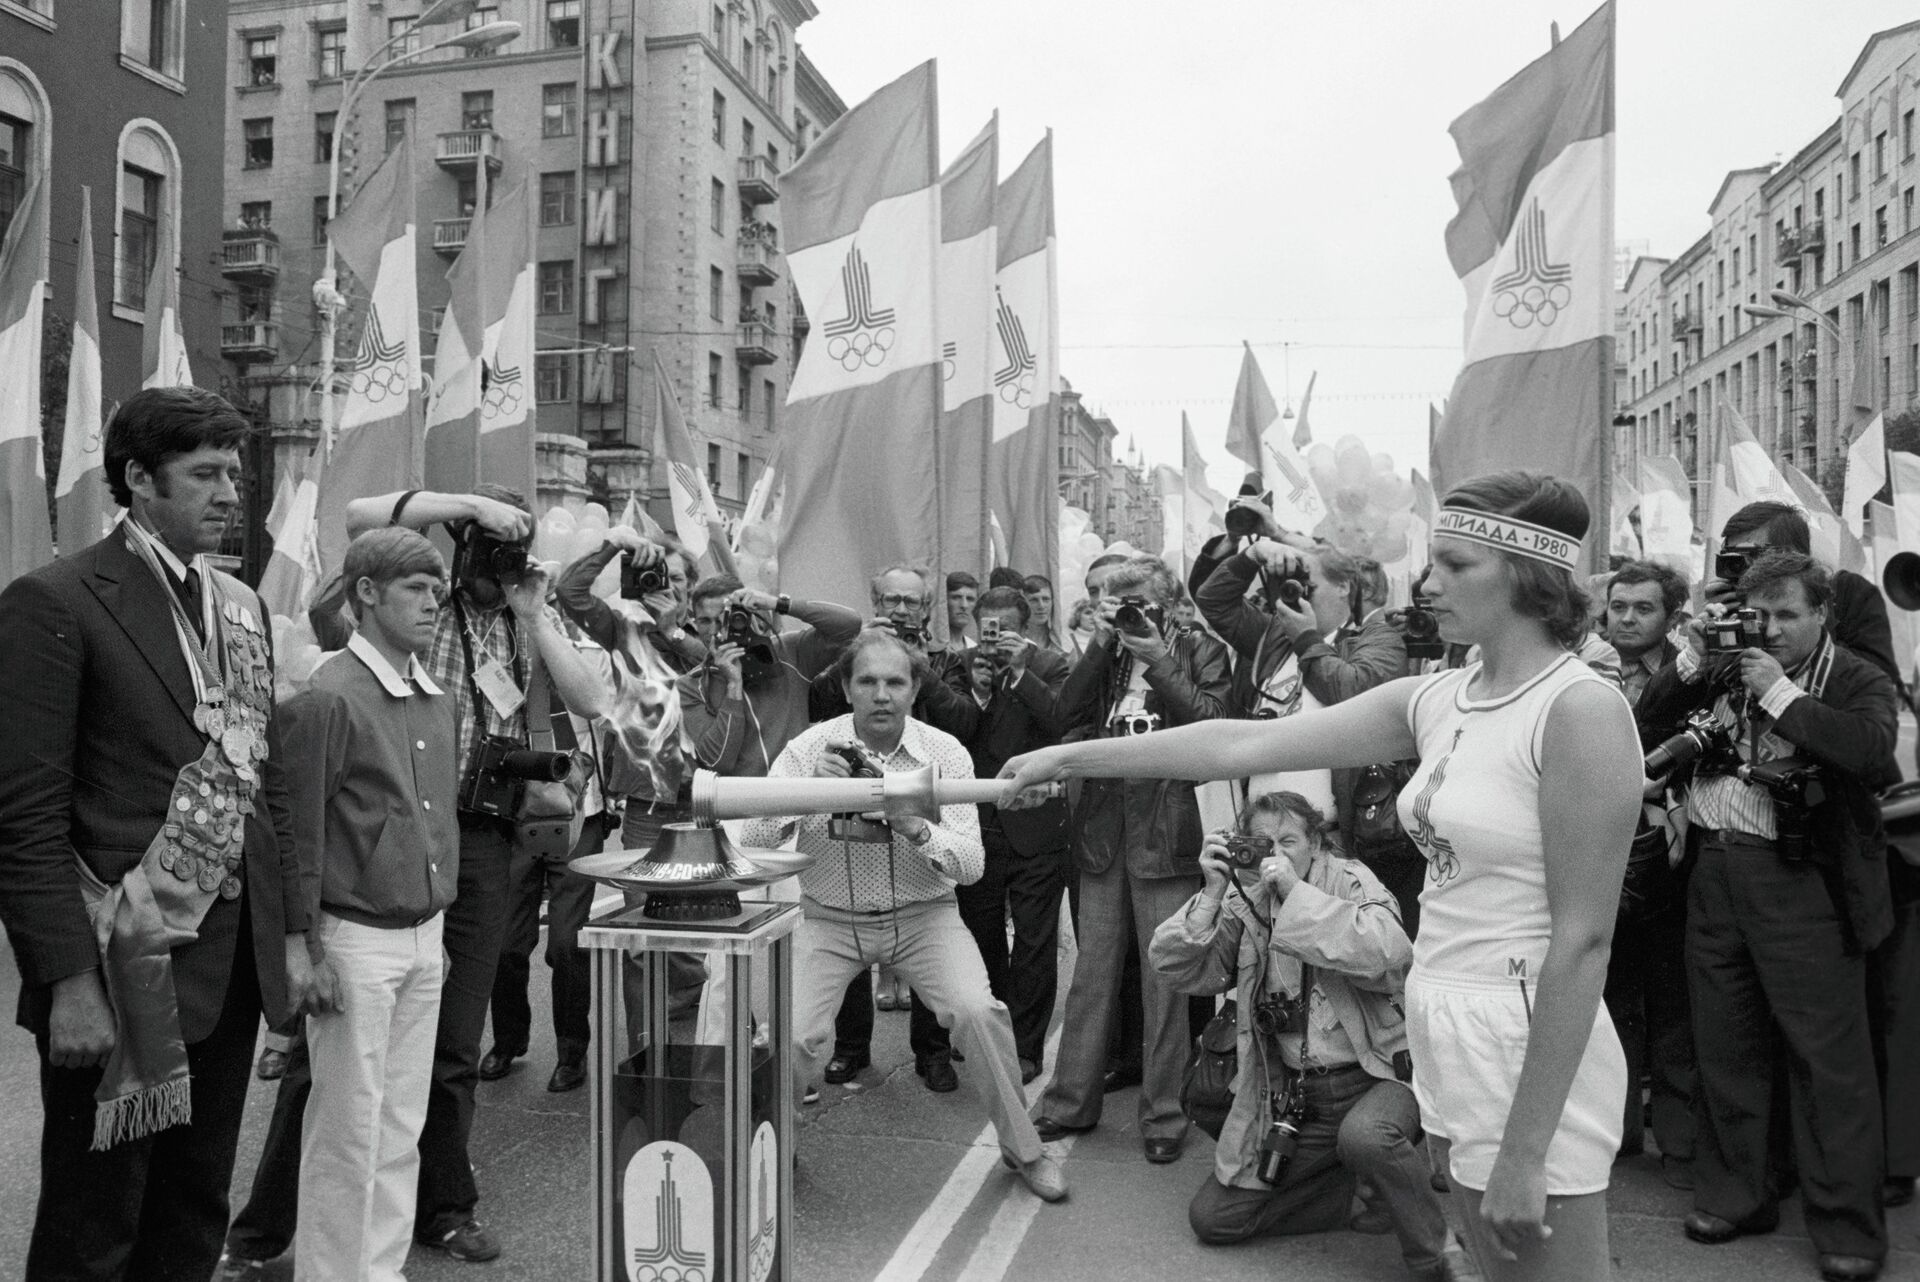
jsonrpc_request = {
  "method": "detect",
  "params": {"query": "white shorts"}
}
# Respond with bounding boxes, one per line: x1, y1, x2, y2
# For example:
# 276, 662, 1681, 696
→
1404, 965, 1625, 1196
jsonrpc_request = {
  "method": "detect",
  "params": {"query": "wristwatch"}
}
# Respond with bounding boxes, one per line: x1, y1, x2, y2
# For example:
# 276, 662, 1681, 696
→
896, 818, 932, 846
775, 593, 792, 615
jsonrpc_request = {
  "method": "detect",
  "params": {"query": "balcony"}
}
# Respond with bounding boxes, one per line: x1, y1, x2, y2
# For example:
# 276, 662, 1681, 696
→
737, 154, 779, 205
1777, 226, 1801, 260
219, 230, 279, 282
1798, 220, 1826, 255
735, 320, 778, 365
737, 238, 778, 286
1675, 306, 1702, 335
434, 129, 504, 174
1777, 358, 1796, 389
1797, 349, 1819, 378
433, 217, 471, 256
221, 322, 278, 362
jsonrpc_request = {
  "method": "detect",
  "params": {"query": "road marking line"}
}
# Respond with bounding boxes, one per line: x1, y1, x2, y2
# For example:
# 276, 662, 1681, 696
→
952, 1131, 1080, 1282
876, 1022, 1065, 1282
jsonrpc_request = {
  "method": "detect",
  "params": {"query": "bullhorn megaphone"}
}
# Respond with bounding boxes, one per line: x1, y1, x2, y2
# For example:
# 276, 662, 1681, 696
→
1883, 550, 1920, 612
689, 765, 1060, 826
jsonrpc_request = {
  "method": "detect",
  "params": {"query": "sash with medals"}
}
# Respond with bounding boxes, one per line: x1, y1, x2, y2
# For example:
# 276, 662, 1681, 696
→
80, 523, 275, 1149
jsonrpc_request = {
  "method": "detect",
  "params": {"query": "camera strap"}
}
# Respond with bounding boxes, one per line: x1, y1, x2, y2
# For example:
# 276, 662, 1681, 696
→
451, 594, 491, 773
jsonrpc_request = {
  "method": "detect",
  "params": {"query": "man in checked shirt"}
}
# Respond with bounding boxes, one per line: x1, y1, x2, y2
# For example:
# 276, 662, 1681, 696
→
743, 630, 1068, 1203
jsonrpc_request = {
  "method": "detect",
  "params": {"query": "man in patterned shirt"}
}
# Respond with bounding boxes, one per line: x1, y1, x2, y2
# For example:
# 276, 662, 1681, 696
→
743, 631, 1067, 1203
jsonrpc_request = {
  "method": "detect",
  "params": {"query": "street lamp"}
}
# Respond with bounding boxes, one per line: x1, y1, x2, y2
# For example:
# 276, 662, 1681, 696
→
1742, 297, 1840, 342
311, 12, 522, 456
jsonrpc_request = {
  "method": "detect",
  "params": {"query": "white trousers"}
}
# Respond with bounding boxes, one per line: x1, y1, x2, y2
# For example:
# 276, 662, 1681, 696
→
295, 913, 445, 1282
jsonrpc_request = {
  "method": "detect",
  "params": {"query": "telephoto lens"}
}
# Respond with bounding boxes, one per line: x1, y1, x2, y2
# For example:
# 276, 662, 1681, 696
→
1257, 1113, 1301, 1185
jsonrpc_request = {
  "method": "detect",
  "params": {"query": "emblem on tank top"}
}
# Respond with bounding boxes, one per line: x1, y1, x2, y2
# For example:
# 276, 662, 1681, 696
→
1409, 729, 1463, 885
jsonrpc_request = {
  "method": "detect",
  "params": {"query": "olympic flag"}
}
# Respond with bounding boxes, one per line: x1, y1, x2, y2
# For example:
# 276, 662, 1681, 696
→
936, 115, 998, 578
0, 170, 51, 585
988, 131, 1061, 584
56, 185, 110, 554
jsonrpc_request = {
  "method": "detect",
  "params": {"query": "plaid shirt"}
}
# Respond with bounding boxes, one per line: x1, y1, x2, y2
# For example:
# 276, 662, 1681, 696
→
425, 592, 568, 781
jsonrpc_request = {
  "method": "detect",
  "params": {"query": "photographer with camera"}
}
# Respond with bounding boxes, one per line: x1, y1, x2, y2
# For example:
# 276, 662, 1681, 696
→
1148, 791, 1456, 1277
1029, 555, 1232, 1165
556, 527, 706, 675
1638, 551, 1899, 1281
1194, 533, 1419, 928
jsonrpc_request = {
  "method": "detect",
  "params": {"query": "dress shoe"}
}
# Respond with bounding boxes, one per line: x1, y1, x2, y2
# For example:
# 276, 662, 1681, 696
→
823, 1051, 869, 1085
917, 1053, 959, 1093
477, 1047, 521, 1082
1818, 1254, 1882, 1281
1019, 1057, 1039, 1085
1143, 1136, 1183, 1164
1101, 1065, 1143, 1094
214, 1254, 293, 1282
1882, 1175, 1916, 1208
255, 1048, 289, 1082
547, 1059, 586, 1093
1004, 1152, 1069, 1202
1033, 1116, 1094, 1142
1682, 1209, 1777, 1245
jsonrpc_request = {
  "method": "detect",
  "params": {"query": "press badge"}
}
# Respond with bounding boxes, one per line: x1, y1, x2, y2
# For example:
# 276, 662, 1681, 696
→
473, 657, 525, 718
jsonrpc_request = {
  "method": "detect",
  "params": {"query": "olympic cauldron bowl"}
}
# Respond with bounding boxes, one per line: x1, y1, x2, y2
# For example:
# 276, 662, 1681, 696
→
568, 822, 815, 920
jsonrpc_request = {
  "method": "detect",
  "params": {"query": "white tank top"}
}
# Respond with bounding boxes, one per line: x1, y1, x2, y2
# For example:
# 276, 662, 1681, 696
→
1396, 653, 1633, 979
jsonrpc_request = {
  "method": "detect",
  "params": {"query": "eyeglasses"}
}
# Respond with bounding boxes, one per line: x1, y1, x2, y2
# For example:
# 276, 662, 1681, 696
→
876, 593, 925, 610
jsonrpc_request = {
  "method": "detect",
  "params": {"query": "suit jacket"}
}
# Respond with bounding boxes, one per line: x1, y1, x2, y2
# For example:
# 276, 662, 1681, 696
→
1638, 640, 1899, 953
927, 648, 1072, 857
1832, 568, 1900, 690
1058, 628, 1232, 879
0, 532, 304, 1040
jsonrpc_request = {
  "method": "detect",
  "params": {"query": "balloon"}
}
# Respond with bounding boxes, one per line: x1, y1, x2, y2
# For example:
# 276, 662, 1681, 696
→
591, 556, 622, 600
564, 527, 605, 570
579, 502, 610, 532
1335, 440, 1373, 490
532, 506, 577, 563
1372, 452, 1397, 476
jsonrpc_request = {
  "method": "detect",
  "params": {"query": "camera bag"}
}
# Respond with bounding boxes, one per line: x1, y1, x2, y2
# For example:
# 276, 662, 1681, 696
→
1182, 997, 1239, 1141
516, 651, 592, 860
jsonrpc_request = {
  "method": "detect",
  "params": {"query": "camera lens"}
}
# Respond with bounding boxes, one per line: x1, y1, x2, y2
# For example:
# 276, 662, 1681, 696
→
1224, 504, 1261, 537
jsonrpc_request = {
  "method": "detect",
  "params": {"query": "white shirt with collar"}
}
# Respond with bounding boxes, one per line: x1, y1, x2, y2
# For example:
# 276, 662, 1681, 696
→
345, 630, 445, 698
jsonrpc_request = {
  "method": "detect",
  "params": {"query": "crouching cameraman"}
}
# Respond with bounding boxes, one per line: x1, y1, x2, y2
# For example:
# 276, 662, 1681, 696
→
1148, 791, 1454, 1279
1639, 551, 1898, 1282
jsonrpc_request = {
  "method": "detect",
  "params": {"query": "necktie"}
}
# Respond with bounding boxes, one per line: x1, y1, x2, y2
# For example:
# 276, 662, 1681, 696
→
179, 567, 205, 643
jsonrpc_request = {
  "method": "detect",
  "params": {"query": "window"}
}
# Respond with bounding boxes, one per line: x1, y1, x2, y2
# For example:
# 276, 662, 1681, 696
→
1816, 188, 1826, 219
315, 24, 345, 79
461, 91, 493, 132
239, 200, 271, 230
123, 0, 183, 81
242, 117, 273, 169
741, 118, 754, 157
738, 451, 751, 496
245, 34, 278, 86
388, 17, 421, 59
710, 178, 725, 233
1907, 111, 1916, 162
1876, 280, 1892, 333
313, 111, 335, 163
737, 366, 750, 416
1876, 132, 1888, 181
711, 91, 725, 145
794, 110, 811, 157
384, 99, 414, 152
1852, 223, 1863, 261
538, 260, 574, 315
536, 353, 573, 403
761, 382, 774, 432
312, 194, 330, 245
707, 442, 722, 490
707, 353, 722, 407
546, 0, 580, 47
539, 171, 575, 226
118, 164, 159, 308
542, 83, 576, 137
236, 284, 270, 323
741, 38, 752, 74
1851, 152, 1862, 198
0, 114, 26, 247
1715, 259, 1725, 298
709, 266, 723, 321
463, 6, 500, 55
711, 5, 724, 45
1907, 187, 1916, 236
1905, 266, 1919, 321
1877, 206, 1890, 249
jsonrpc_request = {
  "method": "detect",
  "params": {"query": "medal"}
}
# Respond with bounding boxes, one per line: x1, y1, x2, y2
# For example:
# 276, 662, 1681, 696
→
221, 726, 253, 766
220, 875, 242, 901
173, 854, 197, 882
158, 846, 176, 873
197, 864, 222, 893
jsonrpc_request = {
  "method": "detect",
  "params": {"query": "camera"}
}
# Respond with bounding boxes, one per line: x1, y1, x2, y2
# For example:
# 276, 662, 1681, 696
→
1111, 710, 1162, 736
1703, 606, 1765, 655
619, 551, 669, 601
1645, 708, 1732, 777
452, 525, 530, 585
826, 743, 893, 842
1385, 569, 1445, 661
1112, 595, 1167, 640
723, 603, 776, 670
1738, 759, 1825, 859
1255, 1078, 1308, 1185
1714, 547, 1755, 587
1224, 474, 1274, 538
459, 735, 572, 818
893, 619, 925, 646
980, 616, 1002, 642
1261, 566, 1314, 611
1224, 833, 1275, 870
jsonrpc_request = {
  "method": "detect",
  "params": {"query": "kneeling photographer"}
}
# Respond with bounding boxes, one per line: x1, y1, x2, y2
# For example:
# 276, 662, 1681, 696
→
1639, 551, 1898, 1279
1148, 792, 1453, 1279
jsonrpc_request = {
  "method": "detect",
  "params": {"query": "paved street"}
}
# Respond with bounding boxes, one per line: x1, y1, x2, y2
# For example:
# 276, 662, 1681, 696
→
0, 936, 1916, 1281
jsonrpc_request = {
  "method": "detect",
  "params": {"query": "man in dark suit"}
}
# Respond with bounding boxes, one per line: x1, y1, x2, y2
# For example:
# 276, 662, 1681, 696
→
944, 588, 1073, 1083
1639, 551, 1897, 1282
0, 386, 316, 1281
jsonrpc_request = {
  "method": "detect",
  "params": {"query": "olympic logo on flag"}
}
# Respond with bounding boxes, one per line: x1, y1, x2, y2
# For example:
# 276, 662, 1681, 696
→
1490, 198, 1573, 330
347, 310, 411, 402
941, 340, 957, 383
822, 245, 896, 372
992, 289, 1036, 408
481, 357, 523, 419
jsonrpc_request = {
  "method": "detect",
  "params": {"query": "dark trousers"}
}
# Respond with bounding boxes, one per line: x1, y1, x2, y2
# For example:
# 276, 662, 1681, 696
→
833, 972, 946, 1062
1065, 864, 1208, 1075
1605, 896, 1696, 1161
1687, 832, 1885, 1259
30, 920, 261, 1281
224, 1034, 311, 1262
1869, 894, 1920, 1179
954, 828, 1069, 1067
489, 821, 606, 1059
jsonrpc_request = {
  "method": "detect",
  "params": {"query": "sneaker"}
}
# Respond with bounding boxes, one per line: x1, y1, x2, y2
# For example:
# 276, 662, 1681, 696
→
1004, 1152, 1069, 1203
254, 1048, 289, 1081
416, 1220, 501, 1262
802, 1083, 820, 1105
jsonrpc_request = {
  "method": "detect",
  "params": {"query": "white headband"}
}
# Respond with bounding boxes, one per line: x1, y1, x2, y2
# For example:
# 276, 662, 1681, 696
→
1433, 507, 1582, 571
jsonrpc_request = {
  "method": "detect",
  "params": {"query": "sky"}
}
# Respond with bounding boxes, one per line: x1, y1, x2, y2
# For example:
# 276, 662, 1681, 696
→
797, 0, 1919, 498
